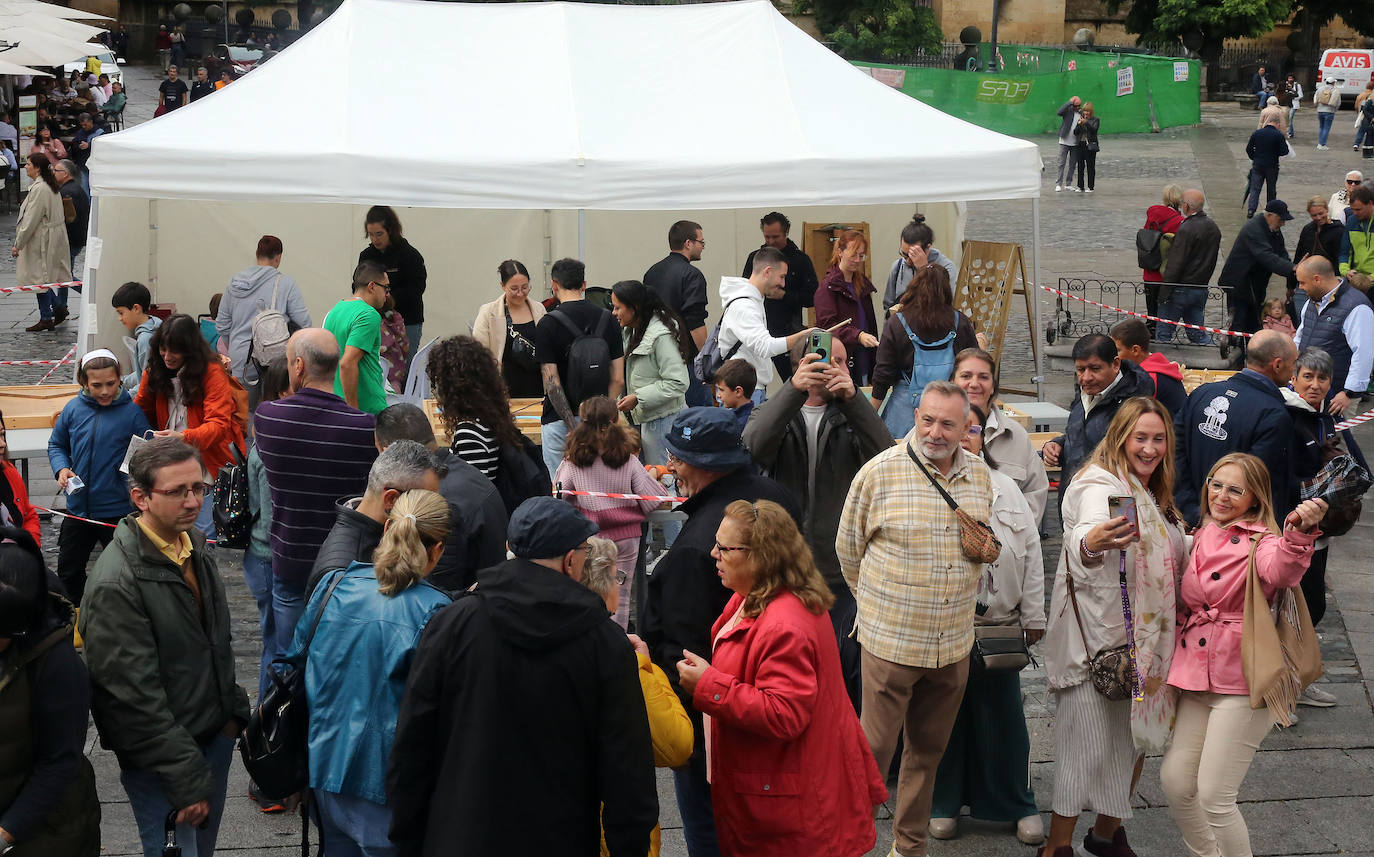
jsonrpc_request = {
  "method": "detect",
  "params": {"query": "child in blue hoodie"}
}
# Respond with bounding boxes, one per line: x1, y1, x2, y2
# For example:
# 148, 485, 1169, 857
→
48, 348, 151, 603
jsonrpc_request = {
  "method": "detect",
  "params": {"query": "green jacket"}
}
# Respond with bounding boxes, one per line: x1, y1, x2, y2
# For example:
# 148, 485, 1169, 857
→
79, 518, 249, 808
623, 316, 689, 424
1340, 212, 1374, 277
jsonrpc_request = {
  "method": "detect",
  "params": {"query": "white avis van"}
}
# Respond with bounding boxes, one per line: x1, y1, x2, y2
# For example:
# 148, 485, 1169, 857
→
1320, 48, 1374, 104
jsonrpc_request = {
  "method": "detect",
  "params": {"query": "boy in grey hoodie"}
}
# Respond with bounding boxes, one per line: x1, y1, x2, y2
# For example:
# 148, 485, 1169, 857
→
111, 281, 161, 392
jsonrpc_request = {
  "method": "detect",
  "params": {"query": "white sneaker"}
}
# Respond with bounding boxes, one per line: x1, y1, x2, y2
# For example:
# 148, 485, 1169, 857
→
1085, 188, 1095, 193
1054, 184, 1063, 192
1018, 813, 1046, 845
929, 818, 958, 840
1317, 144, 1329, 150
1072, 187, 1083, 192
1299, 685, 1338, 707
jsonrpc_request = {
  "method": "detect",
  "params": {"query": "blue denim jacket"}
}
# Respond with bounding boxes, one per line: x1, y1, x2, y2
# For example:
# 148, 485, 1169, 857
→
293, 562, 451, 803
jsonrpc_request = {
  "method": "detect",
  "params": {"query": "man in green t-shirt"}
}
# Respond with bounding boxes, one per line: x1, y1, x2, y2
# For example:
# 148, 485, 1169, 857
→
323, 261, 390, 414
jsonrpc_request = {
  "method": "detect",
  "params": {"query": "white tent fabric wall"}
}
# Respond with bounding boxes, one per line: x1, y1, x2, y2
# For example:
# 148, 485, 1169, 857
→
80, 0, 1042, 380
78, 200, 964, 364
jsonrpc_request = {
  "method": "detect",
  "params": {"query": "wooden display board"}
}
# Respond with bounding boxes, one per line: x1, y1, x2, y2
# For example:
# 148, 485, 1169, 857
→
953, 240, 1038, 396
0, 384, 80, 429
425, 396, 544, 445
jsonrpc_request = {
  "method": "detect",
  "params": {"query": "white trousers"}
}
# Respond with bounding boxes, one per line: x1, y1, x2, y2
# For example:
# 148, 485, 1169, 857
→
1160, 691, 1272, 857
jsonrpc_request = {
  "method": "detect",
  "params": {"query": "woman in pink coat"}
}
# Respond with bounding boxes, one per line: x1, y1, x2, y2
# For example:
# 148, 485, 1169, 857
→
676, 499, 886, 857
1160, 452, 1328, 857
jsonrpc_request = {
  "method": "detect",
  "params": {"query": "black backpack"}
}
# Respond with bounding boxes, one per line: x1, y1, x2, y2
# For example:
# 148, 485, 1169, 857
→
492, 435, 554, 515
1135, 228, 1164, 270
552, 309, 612, 405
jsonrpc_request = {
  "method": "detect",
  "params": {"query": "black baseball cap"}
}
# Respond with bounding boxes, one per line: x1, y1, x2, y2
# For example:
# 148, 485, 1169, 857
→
1265, 199, 1294, 221
507, 496, 598, 559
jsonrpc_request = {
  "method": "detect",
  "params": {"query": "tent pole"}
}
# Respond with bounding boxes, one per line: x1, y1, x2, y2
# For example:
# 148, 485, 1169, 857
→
577, 208, 586, 260
1031, 196, 1043, 401
76, 194, 99, 370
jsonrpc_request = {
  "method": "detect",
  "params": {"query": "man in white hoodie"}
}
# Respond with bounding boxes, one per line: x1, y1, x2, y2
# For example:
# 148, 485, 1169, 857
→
717, 246, 814, 404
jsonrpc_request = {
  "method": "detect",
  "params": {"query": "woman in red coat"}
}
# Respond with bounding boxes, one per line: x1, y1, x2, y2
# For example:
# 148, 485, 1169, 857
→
1142, 184, 1186, 332
677, 499, 886, 857
135, 314, 244, 536
815, 230, 879, 384
0, 416, 41, 545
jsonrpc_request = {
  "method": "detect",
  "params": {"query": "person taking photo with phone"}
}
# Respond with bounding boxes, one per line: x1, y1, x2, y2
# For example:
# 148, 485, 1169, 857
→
1040, 397, 1186, 857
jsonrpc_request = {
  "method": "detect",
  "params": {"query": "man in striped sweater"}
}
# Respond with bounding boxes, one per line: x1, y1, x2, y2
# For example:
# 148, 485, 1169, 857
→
253, 328, 377, 673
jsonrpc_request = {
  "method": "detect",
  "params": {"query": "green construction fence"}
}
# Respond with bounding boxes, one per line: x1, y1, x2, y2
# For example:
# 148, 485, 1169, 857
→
853, 48, 1200, 136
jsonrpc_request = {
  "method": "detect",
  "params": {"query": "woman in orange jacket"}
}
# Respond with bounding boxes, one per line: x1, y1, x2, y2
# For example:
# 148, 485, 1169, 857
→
135, 313, 245, 537
584, 537, 692, 857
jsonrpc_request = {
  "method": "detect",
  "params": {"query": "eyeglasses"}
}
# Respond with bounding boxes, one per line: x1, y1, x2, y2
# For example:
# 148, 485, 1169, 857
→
1349, 179, 1362, 185
1205, 478, 1249, 499
614, 569, 629, 586
146, 482, 213, 500
691, 238, 706, 247
666, 452, 683, 467
715, 542, 750, 554
967, 425, 984, 436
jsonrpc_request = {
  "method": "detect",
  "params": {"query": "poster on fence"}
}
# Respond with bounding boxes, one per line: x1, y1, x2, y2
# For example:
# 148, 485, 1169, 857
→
1174, 61, 1189, 82
1117, 66, 1135, 96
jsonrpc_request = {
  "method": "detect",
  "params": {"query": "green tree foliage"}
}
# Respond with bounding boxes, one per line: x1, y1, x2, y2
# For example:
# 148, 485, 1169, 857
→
1106, 0, 1293, 53
815, 0, 943, 61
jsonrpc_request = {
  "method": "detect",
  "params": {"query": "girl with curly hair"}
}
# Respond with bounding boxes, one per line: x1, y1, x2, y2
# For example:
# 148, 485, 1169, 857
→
555, 396, 669, 629
426, 335, 549, 513
135, 313, 245, 534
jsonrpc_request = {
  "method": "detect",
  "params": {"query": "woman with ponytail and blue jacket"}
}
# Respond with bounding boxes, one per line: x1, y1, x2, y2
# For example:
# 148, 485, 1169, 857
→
293, 482, 452, 855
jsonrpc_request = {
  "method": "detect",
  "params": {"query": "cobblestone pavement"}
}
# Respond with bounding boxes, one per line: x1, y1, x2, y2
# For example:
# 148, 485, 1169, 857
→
3, 84, 1372, 856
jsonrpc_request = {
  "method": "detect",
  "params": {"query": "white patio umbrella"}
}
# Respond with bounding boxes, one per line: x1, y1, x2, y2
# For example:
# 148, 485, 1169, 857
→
0, 1, 109, 21
0, 12, 104, 42
0, 54, 50, 75
0, 28, 101, 65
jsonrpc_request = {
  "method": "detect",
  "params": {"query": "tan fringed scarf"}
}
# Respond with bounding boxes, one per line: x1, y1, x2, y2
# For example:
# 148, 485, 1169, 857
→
1240, 533, 1323, 726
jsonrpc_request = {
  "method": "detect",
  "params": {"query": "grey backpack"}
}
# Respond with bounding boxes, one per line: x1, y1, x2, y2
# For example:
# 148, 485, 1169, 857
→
250, 274, 290, 367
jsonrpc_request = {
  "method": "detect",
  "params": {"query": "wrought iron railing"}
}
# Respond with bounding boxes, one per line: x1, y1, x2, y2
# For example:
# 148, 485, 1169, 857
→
1048, 277, 1240, 355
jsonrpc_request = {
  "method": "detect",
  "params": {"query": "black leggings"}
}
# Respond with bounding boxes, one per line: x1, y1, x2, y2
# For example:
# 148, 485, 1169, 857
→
1300, 546, 1329, 627
56, 514, 119, 604
1075, 146, 1097, 190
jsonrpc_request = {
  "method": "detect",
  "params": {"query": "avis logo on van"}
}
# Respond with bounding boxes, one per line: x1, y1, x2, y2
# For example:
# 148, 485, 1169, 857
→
1320, 49, 1374, 100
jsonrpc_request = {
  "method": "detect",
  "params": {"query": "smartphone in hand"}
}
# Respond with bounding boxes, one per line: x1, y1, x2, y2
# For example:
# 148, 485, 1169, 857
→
808, 331, 833, 364
1108, 495, 1137, 531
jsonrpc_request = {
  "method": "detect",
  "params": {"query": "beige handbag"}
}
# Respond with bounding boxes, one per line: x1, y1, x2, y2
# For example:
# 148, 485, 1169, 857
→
1240, 533, 1323, 726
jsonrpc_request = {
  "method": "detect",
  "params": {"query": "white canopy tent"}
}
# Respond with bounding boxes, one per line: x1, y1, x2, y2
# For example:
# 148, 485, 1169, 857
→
83, 0, 1044, 379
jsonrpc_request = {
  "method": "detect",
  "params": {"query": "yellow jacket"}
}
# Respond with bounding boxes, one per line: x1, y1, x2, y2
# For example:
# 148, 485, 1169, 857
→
602, 652, 694, 857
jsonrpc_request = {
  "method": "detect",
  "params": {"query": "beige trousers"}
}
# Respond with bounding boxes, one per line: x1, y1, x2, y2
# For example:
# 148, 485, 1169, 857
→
860, 650, 969, 857
1160, 691, 1273, 857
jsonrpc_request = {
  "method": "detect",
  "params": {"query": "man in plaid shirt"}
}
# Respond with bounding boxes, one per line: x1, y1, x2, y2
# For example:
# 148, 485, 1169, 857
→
837, 380, 994, 857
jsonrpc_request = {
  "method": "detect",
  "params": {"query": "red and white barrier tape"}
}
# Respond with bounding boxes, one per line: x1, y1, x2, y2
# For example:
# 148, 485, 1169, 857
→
34, 505, 220, 545
1040, 284, 1255, 339
37, 344, 78, 383
0, 358, 69, 366
1334, 408, 1374, 432
558, 489, 686, 503
0, 280, 82, 295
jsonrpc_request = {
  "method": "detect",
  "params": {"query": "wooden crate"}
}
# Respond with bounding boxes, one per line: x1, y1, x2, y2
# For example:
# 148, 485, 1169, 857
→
1028, 431, 1061, 475
0, 384, 81, 429
1180, 368, 1237, 395
997, 402, 1033, 431
424, 397, 544, 445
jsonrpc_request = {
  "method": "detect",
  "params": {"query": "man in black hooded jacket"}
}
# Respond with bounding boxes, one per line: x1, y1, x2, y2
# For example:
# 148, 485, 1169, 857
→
388, 497, 656, 857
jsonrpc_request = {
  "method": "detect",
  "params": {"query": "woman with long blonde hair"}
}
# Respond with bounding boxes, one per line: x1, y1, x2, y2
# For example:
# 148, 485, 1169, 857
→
1040, 397, 1188, 857
1160, 453, 1326, 857
675, 500, 886, 856
296, 488, 452, 854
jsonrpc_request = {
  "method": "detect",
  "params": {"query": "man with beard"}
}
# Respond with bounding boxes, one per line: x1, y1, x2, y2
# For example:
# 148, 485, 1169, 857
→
742, 211, 819, 381
838, 381, 994, 857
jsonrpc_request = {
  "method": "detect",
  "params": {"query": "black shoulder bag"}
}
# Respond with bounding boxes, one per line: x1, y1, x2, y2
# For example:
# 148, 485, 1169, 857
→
238, 570, 346, 800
